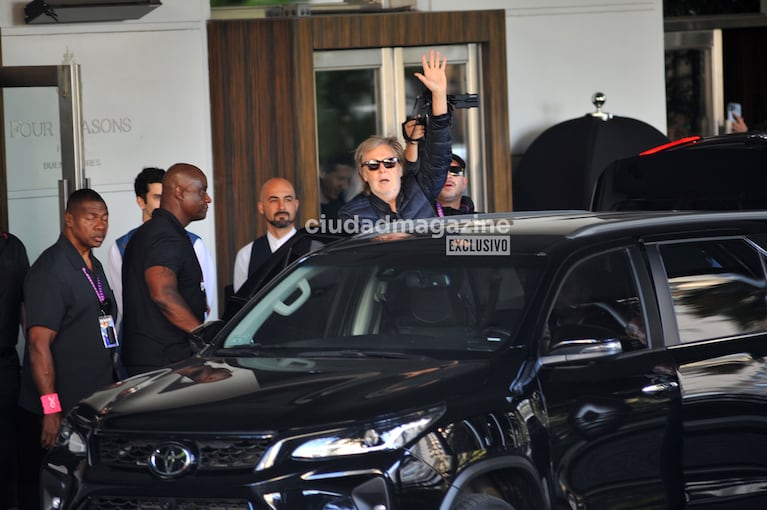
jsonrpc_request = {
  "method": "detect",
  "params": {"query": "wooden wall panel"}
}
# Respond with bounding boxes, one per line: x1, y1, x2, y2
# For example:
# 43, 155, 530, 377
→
312, 11, 499, 48
481, 13, 512, 212
208, 10, 511, 305
0, 39, 7, 232
208, 18, 317, 300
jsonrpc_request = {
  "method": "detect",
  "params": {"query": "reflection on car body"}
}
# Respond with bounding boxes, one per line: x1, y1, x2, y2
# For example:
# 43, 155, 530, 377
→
44, 211, 767, 510
221, 229, 349, 321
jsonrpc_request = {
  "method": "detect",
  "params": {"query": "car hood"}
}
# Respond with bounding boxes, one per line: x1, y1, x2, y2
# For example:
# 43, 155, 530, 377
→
79, 355, 491, 433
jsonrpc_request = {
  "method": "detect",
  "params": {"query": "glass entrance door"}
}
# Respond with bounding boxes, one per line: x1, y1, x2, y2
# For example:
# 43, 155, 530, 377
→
0, 65, 85, 262
314, 44, 483, 216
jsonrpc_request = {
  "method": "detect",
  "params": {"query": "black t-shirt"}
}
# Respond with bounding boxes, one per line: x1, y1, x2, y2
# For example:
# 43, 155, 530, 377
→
122, 208, 206, 372
438, 196, 477, 217
0, 231, 29, 367
18, 235, 116, 415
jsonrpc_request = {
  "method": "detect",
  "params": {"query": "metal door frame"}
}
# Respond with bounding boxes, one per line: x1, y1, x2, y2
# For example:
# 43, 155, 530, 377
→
0, 64, 85, 230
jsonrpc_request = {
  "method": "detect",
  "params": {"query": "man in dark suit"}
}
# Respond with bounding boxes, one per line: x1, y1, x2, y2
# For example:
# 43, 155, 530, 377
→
232, 178, 299, 292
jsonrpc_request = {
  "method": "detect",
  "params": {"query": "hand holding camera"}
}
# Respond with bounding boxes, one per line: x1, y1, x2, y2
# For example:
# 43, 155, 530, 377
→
402, 118, 426, 143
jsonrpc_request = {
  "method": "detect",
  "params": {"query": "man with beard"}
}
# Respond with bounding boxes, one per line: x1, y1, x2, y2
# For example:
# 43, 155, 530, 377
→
121, 163, 212, 376
232, 178, 299, 292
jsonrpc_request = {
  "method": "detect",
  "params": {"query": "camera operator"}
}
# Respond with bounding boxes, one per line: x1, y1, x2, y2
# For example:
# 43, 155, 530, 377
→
403, 115, 476, 217
436, 154, 476, 216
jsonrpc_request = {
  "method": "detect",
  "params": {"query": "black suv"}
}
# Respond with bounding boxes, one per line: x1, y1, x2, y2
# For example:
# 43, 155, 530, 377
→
45, 211, 767, 510
592, 131, 767, 212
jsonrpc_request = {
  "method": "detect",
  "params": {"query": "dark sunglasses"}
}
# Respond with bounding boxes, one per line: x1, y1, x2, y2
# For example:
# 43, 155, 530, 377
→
363, 157, 399, 171
448, 166, 465, 176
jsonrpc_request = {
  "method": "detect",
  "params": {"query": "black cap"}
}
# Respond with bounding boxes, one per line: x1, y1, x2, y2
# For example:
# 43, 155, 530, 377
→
450, 153, 466, 169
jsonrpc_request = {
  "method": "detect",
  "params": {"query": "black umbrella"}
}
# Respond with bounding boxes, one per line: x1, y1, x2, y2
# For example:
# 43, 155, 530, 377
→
512, 93, 669, 211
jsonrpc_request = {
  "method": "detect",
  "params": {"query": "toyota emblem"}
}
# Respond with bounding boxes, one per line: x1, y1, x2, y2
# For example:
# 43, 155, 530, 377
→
148, 442, 196, 479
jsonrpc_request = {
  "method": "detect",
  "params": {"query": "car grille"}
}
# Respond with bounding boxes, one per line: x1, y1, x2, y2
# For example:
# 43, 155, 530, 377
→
96, 435, 274, 470
84, 497, 252, 510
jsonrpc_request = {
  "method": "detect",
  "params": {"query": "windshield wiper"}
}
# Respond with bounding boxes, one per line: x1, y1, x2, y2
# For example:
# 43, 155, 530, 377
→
216, 344, 292, 356
296, 350, 431, 360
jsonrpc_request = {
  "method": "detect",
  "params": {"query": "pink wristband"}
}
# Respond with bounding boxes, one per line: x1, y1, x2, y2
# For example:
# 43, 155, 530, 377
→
40, 393, 62, 415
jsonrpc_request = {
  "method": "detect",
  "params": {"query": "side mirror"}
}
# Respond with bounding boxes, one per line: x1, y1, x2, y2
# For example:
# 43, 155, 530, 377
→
189, 320, 225, 353
540, 338, 623, 366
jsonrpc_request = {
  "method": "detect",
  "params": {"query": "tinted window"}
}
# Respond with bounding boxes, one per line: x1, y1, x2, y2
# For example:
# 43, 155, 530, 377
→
219, 246, 544, 359
545, 250, 647, 354
659, 238, 767, 343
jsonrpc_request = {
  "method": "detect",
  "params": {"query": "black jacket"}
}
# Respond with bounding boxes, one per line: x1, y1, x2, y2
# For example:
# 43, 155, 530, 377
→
339, 112, 451, 224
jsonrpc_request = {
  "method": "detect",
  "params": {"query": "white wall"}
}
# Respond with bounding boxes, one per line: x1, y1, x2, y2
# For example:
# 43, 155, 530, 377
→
419, 0, 667, 154
1, 0, 217, 318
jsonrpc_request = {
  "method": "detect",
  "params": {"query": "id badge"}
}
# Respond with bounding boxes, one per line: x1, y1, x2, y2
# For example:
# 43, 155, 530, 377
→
99, 314, 119, 348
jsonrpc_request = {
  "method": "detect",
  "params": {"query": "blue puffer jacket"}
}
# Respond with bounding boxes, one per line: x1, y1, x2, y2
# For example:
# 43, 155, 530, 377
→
339, 112, 452, 224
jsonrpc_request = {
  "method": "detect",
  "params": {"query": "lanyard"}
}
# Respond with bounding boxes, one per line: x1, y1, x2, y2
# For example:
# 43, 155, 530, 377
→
435, 201, 445, 218
81, 267, 106, 303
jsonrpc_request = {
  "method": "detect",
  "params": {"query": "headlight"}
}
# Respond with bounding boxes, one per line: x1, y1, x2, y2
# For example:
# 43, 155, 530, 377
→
57, 418, 88, 455
256, 406, 445, 470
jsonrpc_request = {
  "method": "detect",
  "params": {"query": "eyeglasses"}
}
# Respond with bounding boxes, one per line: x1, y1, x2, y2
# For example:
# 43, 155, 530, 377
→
448, 166, 465, 176
362, 157, 399, 171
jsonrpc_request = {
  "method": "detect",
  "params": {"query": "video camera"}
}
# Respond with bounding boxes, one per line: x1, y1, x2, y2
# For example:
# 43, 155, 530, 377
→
409, 88, 479, 126
402, 88, 479, 142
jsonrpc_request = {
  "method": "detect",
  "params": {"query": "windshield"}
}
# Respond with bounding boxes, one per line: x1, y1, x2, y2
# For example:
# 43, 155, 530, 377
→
219, 244, 543, 359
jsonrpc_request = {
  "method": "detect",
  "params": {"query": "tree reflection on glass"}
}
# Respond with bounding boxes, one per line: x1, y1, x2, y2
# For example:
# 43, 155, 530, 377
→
315, 69, 378, 166
671, 274, 767, 342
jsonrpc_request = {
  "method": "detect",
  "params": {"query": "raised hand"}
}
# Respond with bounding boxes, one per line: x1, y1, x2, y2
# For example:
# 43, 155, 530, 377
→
414, 49, 448, 116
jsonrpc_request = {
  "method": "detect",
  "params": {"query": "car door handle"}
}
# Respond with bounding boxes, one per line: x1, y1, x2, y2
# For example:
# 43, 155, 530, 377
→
642, 381, 679, 396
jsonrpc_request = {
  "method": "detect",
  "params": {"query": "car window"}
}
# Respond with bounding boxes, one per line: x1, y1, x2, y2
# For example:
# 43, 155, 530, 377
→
219, 248, 544, 359
544, 250, 647, 355
658, 238, 767, 344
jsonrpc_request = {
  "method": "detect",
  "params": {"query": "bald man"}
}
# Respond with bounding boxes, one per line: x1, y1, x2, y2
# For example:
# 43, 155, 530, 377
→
121, 163, 212, 376
232, 178, 299, 292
